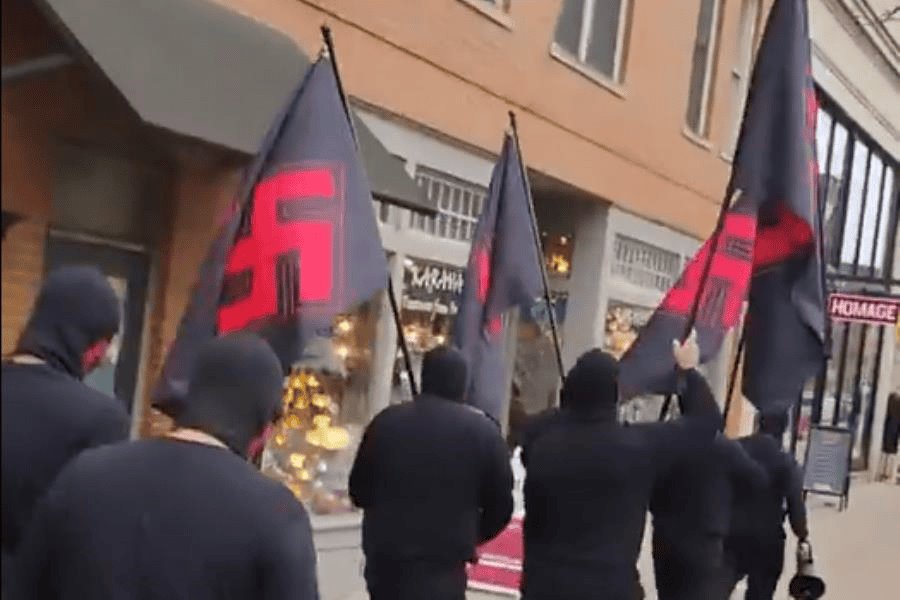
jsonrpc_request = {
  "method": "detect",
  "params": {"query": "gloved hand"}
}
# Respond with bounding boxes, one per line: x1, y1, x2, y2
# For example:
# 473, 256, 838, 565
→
672, 329, 700, 370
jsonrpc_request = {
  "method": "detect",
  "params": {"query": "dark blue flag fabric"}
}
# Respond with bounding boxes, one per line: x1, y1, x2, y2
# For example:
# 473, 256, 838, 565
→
453, 133, 542, 422
153, 56, 388, 415
619, 0, 825, 413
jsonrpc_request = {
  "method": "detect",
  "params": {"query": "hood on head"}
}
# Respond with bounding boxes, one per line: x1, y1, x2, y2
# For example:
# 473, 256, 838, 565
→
758, 410, 788, 438
560, 349, 619, 419
16, 266, 121, 379
420, 346, 468, 402
175, 332, 284, 457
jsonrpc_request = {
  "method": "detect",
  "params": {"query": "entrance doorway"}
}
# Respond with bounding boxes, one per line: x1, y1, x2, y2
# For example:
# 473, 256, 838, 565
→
44, 232, 150, 417
794, 91, 900, 471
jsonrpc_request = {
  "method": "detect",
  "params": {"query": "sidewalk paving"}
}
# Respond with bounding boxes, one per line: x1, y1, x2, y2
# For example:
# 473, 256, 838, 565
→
469, 478, 898, 599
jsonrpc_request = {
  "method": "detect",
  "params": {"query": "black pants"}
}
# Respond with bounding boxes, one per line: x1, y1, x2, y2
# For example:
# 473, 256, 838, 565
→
652, 534, 726, 600
364, 558, 467, 600
522, 562, 644, 600
723, 535, 785, 600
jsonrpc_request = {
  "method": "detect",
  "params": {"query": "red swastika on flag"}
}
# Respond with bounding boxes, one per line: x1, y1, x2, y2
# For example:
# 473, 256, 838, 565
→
218, 168, 335, 333
474, 243, 503, 337
662, 212, 756, 329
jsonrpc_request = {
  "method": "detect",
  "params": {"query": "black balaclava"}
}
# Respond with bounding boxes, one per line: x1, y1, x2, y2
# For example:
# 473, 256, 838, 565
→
560, 349, 619, 420
420, 346, 468, 403
15, 266, 121, 379
174, 333, 284, 457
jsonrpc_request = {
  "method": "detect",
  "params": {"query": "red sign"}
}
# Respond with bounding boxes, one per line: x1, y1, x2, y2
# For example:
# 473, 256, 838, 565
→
828, 293, 899, 326
467, 515, 523, 595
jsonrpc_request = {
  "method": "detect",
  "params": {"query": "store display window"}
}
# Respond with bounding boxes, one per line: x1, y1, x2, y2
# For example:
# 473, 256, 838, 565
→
603, 300, 662, 423
260, 301, 379, 516
508, 293, 568, 450
390, 257, 465, 404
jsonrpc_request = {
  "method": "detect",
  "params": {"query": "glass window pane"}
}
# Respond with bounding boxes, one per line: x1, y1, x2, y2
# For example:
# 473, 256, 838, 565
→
554, 0, 585, 57
686, 0, 719, 134
451, 188, 461, 213
872, 167, 895, 273
857, 156, 884, 269
839, 142, 869, 267
585, 0, 623, 77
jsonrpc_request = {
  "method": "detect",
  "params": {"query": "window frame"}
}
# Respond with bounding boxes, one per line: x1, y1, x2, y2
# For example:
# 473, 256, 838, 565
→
550, 0, 632, 87
724, 0, 762, 158
457, 0, 513, 29
685, 0, 725, 139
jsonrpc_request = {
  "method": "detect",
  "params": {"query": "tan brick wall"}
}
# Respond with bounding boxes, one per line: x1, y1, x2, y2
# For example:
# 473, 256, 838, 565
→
220, 0, 775, 240
138, 161, 242, 437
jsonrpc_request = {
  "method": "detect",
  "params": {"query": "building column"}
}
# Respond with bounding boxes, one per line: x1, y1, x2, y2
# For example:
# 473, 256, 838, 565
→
561, 202, 609, 370
367, 252, 404, 419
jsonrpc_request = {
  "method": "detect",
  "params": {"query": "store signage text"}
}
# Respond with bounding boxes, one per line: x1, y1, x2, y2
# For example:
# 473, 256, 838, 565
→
828, 293, 899, 326
404, 261, 465, 296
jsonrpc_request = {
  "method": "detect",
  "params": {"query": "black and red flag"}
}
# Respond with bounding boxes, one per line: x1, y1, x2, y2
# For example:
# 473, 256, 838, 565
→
619, 0, 825, 413
153, 54, 388, 415
453, 131, 543, 422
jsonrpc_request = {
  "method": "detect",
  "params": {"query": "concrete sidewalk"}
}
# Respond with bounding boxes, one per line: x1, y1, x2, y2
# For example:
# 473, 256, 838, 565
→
469, 479, 898, 599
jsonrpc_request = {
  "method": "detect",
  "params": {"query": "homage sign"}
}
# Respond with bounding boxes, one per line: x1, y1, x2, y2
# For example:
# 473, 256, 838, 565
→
827, 293, 899, 326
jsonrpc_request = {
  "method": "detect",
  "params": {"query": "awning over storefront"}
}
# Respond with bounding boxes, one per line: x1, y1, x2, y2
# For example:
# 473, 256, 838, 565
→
36, 0, 434, 214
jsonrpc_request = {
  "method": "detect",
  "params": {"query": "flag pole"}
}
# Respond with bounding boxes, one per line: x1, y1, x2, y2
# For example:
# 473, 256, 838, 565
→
723, 324, 747, 433
658, 187, 743, 420
507, 111, 566, 384
320, 24, 419, 396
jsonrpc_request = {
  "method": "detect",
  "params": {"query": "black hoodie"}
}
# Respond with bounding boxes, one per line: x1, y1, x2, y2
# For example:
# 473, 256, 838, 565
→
349, 347, 514, 567
2, 267, 128, 580
11, 333, 320, 600
520, 350, 720, 600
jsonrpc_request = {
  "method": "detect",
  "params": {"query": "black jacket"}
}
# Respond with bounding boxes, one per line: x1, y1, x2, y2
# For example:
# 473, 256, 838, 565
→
349, 394, 514, 564
521, 369, 720, 598
12, 439, 319, 600
2, 268, 128, 587
731, 433, 808, 541
651, 432, 768, 544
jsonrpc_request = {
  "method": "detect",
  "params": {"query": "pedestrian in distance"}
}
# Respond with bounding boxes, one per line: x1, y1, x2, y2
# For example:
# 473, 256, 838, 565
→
724, 410, 809, 600
876, 392, 900, 483
349, 345, 514, 600
520, 332, 721, 600
12, 333, 320, 600
1, 266, 129, 595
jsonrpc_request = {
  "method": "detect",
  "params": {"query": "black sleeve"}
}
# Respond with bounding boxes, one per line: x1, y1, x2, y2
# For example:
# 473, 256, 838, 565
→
478, 425, 514, 543
260, 502, 321, 600
13, 461, 77, 599
650, 369, 722, 477
87, 404, 131, 448
722, 437, 768, 495
783, 455, 809, 540
348, 416, 380, 509
520, 409, 559, 469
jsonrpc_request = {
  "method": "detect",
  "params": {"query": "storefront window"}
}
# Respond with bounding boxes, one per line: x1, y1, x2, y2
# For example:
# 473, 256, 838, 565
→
390, 257, 465, 404
541, 232, 574, 278
508, 293, 568, 450
261, 303, 378, 516
603, 300, 661, 423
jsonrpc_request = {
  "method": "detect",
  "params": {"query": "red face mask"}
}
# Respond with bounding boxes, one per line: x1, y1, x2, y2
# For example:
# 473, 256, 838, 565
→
247, 423, 276, 466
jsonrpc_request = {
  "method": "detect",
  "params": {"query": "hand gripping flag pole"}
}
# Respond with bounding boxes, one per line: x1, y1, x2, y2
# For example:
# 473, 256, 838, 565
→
507, 111, 566, 385
658, 188, 743, 422
320, 25, 419, 397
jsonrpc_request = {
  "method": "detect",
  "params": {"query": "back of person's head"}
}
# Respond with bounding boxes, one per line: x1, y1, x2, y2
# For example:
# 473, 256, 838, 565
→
420, 346, 468, 402
758, 410, 788, 439
560, 349, 619, 418
174, 333, 284, 457
15, 266, 121, 378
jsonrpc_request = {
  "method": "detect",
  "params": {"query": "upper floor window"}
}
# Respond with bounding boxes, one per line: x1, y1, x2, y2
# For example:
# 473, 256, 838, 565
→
411, 167, 486, 242
686, 0, 724, 138
725, 0, 761, 155
552, 0, 631, 82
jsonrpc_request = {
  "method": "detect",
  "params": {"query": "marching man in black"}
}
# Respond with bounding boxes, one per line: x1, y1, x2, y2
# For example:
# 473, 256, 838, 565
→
350, 346, 514, 600
520, 333, 721, 599
12, 333, 320, 600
